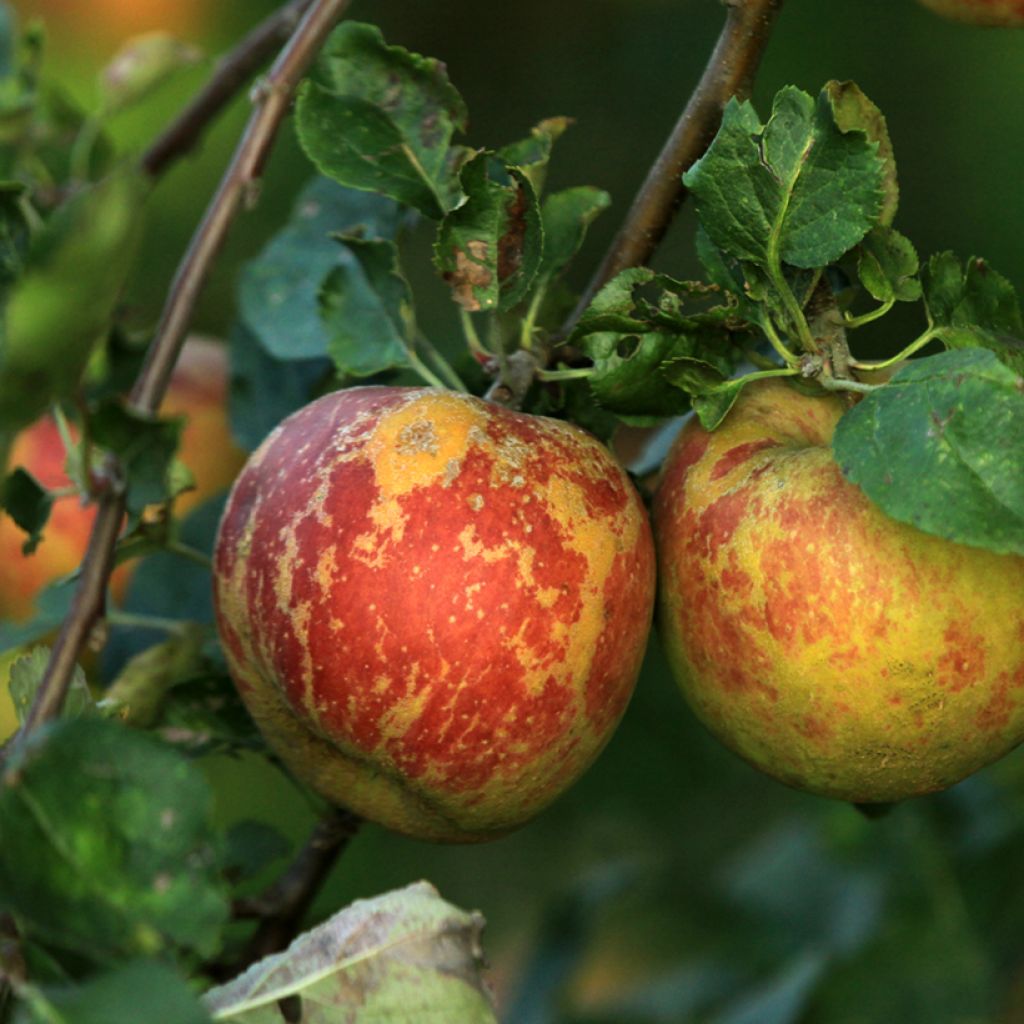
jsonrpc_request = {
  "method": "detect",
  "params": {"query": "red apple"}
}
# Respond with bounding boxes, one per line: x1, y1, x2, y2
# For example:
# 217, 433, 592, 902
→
916, 0, 1024, 24
653, 378, 1024, 804
0, 337, 246, 622
212, 386, 655, 842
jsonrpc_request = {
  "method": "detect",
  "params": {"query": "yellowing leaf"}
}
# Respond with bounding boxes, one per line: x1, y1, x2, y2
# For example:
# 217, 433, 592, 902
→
202, 881, 497, 1023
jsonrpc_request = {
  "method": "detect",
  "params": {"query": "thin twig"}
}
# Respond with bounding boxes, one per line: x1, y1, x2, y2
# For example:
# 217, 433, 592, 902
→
232, 809, 362, 968
16, 0, 350, 740
141, 0, 316, 178
565, 0, 785, 330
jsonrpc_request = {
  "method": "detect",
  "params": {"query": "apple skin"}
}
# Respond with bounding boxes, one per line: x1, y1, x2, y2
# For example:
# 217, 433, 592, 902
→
212, 386, 655, 842
653, 378, 1024, 804
0, 338, 246, 622
917, 0, 1024, 24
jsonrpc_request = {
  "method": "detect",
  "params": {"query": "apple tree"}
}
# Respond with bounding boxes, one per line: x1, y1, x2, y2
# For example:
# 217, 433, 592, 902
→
0, 0, 1022, 1021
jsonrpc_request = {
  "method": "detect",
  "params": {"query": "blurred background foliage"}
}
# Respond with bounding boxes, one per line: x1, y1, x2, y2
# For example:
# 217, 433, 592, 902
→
10, 0, 1024, 1020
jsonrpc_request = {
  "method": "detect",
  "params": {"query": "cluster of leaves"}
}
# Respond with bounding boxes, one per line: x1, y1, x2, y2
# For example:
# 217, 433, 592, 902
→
231, 21, 615, 446
233, 24, 1023, 557
567, 82, 1023, 556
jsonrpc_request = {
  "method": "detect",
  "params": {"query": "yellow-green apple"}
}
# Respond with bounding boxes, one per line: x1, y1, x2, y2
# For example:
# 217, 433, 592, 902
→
0, 337, 246, 622
212, 386, 656, 842
916, 0, 1024, 24
653, 378, 1024, 803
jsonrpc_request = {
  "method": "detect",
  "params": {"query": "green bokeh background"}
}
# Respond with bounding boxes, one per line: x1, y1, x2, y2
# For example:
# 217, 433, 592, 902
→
12, 1, 1024, 1020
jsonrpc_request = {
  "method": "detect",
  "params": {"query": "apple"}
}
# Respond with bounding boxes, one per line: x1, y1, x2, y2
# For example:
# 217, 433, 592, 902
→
653, 378, 1024, 804
20, 0, 208, 43
0, 337, 246, 622
212, 386, 655, 842
916, 0, 1024, 25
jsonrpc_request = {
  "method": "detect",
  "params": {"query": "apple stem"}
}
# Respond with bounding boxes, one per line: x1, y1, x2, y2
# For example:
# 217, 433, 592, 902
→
844, 298, 895, 330
848, 325, 942, 372
761, 316, 801, 367
519, 284, 548, 352
803, 275, 861, 384
536, 366, 595, 382
459, 309, 494, 361
164, 540, 214, 570
817, 377, 879, 395
412, 332, 468, 393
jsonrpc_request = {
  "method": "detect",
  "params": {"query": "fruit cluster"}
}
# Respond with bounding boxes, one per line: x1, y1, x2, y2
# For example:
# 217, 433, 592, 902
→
4, 346, 1023, 841
209, 377, 1023, 841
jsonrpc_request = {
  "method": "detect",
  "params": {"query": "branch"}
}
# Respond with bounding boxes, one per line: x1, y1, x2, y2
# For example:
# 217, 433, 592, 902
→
566, 0, 785, 329
141, 0, 316, 178
16, 0, 350, 739
232, 808, 362, 969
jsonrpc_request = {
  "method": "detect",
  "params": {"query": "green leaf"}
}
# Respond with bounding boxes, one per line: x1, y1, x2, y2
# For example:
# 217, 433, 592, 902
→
574, 268, 746, 419
923, 252, 1024, 373
295, 22, 469, 218
584, 331, 693, 419
15, 961, 212, 1024
833, 348, 1024, 555
202, 881, 497, 1023
8, 646, 93, 726
497, 115, 572, 193
537, 185, 610, 282
103, 495, 264, 756
434, 152, 542, 312
683, 86, 885, 271
573, 266, 661, 333
695, 226, 751, 306
856, 226, 921, 304
571, 271, 739, 419
89, 399, 184, 518
0, 166, 147, 430
824, 79, 899, 227
0, 717, 229, 962
238, 176, 402, 362
228, 321, 330, 452
99, 625, 208, 729
660, 357, 778, 431
319, 236, 414, 377
661, 359, 754, 431
0, 466, 50, 554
